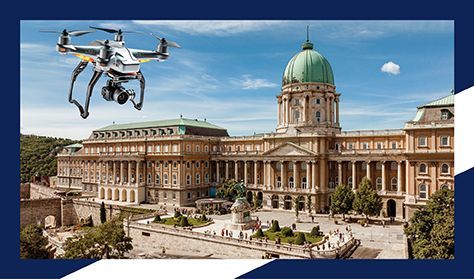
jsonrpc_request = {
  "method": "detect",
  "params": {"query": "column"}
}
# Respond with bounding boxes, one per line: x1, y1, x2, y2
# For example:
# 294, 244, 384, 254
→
135, 161, 139, 186
306, 161, 311, 189
225, 161, 229, 180
177, 161, 181, 185
397, 161, 402, 194
244, 161, 248, 184
254, 161, 258, 185
216, 160, 220, 183
192, 160, 195, 185
381, 161, 386, 192
294, 161, 300, 188
112, 161, 117, 184
234, 161, 239, 181
277, 100, 281, 125
263, 161, 267, 186
337, 161, 342, 186
128, 161, 131, 186
351, 161, 356, 190
319, 160, 327, 192
120, 161, 124, 185
326, 97, 331, 125
366, 161, 371, 180
311, 161, 316, 190
105, 161, 109, 185
336, 97, 340, 126
98, 161, 102, 184
286, 99, 290, 125
280, 161, 286, 188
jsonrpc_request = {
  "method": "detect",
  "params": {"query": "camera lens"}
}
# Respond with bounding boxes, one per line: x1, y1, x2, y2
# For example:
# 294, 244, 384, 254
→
113, 89, 129, 105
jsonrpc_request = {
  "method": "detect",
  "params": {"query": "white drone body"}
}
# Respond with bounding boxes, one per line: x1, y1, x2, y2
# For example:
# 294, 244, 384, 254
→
43, 27, 180, 119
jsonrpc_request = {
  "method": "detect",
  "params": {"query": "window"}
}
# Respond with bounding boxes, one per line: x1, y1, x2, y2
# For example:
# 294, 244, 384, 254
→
418, 136, 427, 147
391, 177, 397, 191
391, 142, 398, 150
186, 162, 191, 169
156, 174, 160, 185
196, 162, 200, 168
164, 162, 168, 168
335, 143, 340, 151
294, 98, 300, 105
163, 174, 168, 185
196, 173, 200, 184
315, 98, 320, 105
186, 145, 191, 152
419, 183, 427, 199
348, 176, 353, 187
172, 144, 178, 153
441, 163, 450, 174
147, 174, 151, 184
293, 110, 300, 123
276, 176, 282, 187
187, 192, 191, 199
362, 142, 369, 150
348, 143, 354, 150
301, 177, 307, 189
440, 136, 449, 147
186, 174, 192, 185
147, 145, 152, 152
205, 162, 209, 168
441, 109, 450, 120
315, 111, 321, 123
441, 184, 450, 190
172, 193, 176, 200
204, 145, 209, 152
289, 177, 294, 188
419, 163, 427, 174
376, 143, 382, 150
163, 145, 169, 153
195, 145, 201, 152
376, 177, 382, 190
172, 174, 177, 185
147, 161, 152, 168
163, 192, 167, 199
156, 145, 161, 152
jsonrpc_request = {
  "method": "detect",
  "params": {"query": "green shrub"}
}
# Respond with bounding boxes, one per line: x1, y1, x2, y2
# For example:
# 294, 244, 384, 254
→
153, 215, 162, 223
281, 227, 294, 237
200, 214, 208, 222
269, 220, 281, 232
294, 232, 306, 245
255, 228, 264, 238
310, 226, 320, 237
179, 216, 190, 227
174, 211, 182, 218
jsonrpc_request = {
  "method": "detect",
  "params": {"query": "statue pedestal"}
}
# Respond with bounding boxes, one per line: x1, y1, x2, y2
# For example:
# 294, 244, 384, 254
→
226, 198, 257, 230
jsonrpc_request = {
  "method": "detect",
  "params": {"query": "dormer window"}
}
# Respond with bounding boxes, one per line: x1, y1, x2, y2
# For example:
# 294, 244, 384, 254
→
441, 109, 450, 120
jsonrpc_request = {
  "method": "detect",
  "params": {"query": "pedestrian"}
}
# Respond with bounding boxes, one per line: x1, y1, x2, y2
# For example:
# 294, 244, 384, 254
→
311, 216, 314, 223
225, 229, 228, 236
245, 233, 248, 239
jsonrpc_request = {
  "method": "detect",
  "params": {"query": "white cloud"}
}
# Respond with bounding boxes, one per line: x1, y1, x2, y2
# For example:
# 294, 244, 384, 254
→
381, 61, 400, 75
233, 75, 278, 90
132, 20, 287, 36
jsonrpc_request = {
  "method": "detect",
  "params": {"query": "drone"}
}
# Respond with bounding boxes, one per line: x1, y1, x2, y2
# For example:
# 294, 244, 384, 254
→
42, 26, 180, 119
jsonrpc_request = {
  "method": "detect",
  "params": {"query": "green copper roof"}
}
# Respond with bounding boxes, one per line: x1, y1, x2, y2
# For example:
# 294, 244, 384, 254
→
283, 40, 335, 86
95, 118, 226, 132
419, 94, 455, 108
65, 143, 83, 148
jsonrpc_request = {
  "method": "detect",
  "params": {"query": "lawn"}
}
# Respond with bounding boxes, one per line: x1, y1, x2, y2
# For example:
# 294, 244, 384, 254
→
254, 229, 323, 245
153, 216, 210, 227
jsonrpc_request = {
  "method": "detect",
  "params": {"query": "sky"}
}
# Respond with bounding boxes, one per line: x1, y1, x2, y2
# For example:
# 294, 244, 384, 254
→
20, 20, 454, 140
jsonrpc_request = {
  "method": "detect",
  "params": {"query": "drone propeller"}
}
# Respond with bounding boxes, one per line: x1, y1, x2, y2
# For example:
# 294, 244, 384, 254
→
40, 29, 94, 37
89, 26, 142, 35
150, 33, 181, 48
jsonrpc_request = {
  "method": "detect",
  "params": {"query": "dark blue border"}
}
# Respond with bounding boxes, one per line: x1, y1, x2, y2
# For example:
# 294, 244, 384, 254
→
4, 1, 474, 278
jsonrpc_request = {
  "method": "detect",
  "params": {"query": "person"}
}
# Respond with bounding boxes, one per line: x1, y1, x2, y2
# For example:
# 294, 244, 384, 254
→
311, 216, 314, 223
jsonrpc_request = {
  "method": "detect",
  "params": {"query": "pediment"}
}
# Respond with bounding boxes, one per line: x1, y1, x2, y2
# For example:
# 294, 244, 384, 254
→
263, 142, 315, 157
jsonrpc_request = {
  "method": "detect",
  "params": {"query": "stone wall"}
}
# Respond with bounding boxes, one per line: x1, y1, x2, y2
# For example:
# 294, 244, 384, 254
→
20, 183, 30, 199
71, 200, 123, 226
29, 183, 58, 199
20, 198, 62, 228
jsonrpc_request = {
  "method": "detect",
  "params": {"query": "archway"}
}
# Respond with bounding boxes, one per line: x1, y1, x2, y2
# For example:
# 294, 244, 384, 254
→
387, 199, 396, 218
99, 187, 105, 199
257, 192, 263, 207
271, 195, 279, 209
297, 196, 305, 211
246, 191, 253, 204
121, 189, 127, 202
284, 195, 292, 210
114, 189, 119, 201
130, 190, 136, 203
107, 188, 112, 200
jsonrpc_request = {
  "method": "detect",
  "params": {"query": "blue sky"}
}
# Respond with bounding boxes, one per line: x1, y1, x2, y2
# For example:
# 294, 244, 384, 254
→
20, 20, 454, 139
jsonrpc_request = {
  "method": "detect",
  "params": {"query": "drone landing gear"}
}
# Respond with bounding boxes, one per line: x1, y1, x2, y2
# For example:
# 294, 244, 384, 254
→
68, 61, 102, 119
131, 71, 145, 110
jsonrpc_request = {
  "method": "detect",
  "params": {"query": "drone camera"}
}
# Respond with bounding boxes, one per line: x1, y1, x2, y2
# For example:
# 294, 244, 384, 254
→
101, 82, 135, 105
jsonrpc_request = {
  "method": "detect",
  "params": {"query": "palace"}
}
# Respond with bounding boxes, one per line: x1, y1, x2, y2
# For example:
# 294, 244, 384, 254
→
56, 38, 454, 220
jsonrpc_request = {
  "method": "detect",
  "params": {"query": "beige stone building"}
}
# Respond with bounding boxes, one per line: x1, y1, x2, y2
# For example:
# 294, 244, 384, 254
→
56, 38, 454, 220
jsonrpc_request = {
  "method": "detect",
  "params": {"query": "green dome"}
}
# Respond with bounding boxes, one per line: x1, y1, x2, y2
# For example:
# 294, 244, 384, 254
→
283, 41, 335, 86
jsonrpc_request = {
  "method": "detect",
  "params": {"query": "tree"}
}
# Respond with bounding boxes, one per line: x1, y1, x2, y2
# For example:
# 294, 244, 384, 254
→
294, 232, 306, 245
153, 215, 162, 223
63, 219, 133, 259
306, 195, 313, 215
281, 227, 294, 237
353, 177, 382, 220
216, 179, 246, 201
293, 196, 300, 219
255, 228, 264, 238
179, 216, 190, 227
252, 192, 258, 209
330, 184, 355, 219
310, 226, 321, 237
100, 201, 106, 224
269, 220, 281, 232
20, 224, 50, 259
405, 188, 454, 259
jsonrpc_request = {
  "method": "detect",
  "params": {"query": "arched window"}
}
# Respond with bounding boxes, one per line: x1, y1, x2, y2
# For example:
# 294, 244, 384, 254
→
276, 176, 282, 188
196, 173, 201, 184
172, 174, 177, 185
376, 177, 382, 191
163, 173, 168, 185
156, 174, 161, 185
419, 163, 427, 174
301, 177, 307, 189
195, 145, 201, 152
288, 177, 294, 188
293, 110, 300, 123
186, 174, 191, 185
441, 184, 450, 190
348, 176, 353, 187
391, 177, 398, 191
441, 163, 450, 174
391, 162, 397, 170
419, 183, 427, 199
